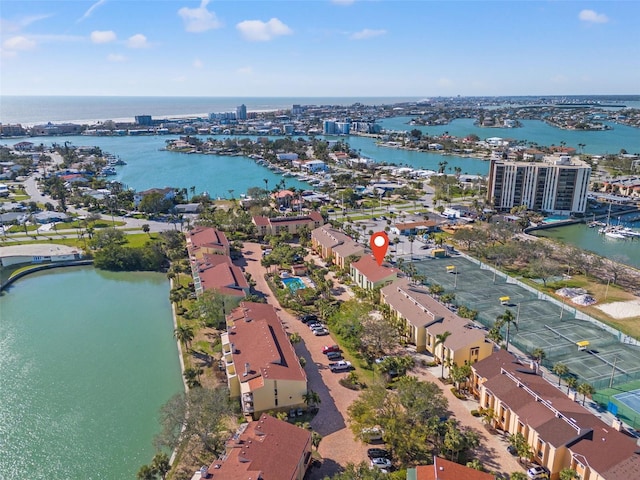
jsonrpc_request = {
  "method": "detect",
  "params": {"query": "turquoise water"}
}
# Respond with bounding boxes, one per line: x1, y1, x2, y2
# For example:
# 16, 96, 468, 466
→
282, 276, 306, 293
534, 220, 640, 269
0, 267, 183, 479
378, 117, 640, 155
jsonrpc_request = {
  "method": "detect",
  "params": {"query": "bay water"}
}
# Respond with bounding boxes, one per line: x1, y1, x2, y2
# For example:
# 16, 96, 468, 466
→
0, 267, 183, 479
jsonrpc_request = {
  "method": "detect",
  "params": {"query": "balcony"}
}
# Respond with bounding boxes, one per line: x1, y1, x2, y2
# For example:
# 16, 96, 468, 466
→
242, 393, 254, 403
243, 402, 254, 413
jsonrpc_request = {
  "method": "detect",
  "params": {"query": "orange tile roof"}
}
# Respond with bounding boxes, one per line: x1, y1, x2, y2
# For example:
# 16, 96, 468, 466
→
208, 414, 311, 479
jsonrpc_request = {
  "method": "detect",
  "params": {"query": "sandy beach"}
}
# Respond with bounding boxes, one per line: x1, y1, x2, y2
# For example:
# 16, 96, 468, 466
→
595, 299, 640, 319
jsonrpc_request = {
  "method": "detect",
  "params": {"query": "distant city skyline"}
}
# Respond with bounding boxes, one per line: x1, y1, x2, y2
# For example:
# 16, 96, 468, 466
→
1, 0, 639, 97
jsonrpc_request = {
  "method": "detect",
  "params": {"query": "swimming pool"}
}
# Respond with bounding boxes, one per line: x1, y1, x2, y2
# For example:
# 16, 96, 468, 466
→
282, 277, 306, 293
543, 215, 571, 223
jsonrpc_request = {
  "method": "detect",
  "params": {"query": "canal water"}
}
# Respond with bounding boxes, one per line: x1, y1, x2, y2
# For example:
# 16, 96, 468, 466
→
0, 267, 183, 479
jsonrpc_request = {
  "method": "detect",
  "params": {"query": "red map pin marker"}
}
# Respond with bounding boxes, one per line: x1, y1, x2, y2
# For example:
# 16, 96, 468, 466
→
370, 231, 389, 266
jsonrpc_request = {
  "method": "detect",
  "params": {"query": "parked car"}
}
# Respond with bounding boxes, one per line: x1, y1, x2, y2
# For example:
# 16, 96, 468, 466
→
329, 360, 352, 372
326, 351, 342, 360
361, 426, 383, 442
507, 445, 517, 456
370, 457, 392, 470
313, 328, 330, 336
300, 314, 318, 324
527, 465, 550, 479
308, 322, 323, 330
322, 345, 340, 354
367, 448, 390, 460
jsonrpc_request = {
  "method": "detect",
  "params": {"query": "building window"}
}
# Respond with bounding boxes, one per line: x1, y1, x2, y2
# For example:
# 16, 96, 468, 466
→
470, 347, 479, 356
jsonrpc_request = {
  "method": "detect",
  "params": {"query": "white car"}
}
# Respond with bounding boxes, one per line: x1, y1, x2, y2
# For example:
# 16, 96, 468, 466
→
370, 457, 392, 470
527, 466, 550, 479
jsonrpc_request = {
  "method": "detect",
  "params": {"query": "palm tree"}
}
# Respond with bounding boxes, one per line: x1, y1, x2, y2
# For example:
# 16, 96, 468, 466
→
303, 389, 321, 408
174, 325, 194, 350
559, 468, 579, 480
183, 367, 202, 388
566, 376, 578, 394
496, 308, 517, 352
136, 464, 156, 480
434, 331, 452, 379
151, 452, 171, 480
577, 382, 595, 406
142, 224, 150, 237
311, 431, 323, 451
552, 362, 569, 387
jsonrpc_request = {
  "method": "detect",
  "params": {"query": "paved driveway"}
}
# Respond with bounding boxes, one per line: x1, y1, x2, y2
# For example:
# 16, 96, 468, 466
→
238, 242, 526, 478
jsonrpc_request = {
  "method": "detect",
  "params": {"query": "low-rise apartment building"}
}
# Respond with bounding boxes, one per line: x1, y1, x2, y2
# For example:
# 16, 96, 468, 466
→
407, 456, 495, 480
471, 350, 640, 480
186, 226, 230, 258
192, 253, 249, 298
220, 302, 307, 419
310, 224, 364, 269
349, 254, 398, 290
381, 278, 493, 366
205, 414, 312, 480
253, 211, 324, 237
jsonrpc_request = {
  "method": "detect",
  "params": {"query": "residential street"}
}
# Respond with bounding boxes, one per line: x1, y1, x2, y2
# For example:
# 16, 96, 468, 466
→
238, 242, 525, 478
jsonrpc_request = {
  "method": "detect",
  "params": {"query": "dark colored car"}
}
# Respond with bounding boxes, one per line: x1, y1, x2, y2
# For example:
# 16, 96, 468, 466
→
367, 448, 390, 460
507, 445, 517, 456
300, 314, 318, 324
326, 351, 342, 360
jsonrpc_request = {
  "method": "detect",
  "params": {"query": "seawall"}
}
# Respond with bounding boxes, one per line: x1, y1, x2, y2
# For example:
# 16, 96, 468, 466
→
1, 260, 94, 292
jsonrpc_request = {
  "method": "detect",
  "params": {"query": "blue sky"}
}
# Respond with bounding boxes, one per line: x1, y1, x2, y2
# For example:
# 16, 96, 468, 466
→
1, 0, 638, 97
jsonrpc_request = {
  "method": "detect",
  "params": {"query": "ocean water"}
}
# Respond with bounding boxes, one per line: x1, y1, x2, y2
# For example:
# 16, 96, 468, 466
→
0, 267, 183, 479
0, 96, 422, 125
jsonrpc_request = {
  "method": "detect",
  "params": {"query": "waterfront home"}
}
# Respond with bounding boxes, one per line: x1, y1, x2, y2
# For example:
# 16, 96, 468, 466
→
220, 302, 307, 419
381, 278, 492, 365
133, 187, 176, 208
186, 226, 230, 258
471, 350, 640, 480
32, 211, 70, 223
349, 254, 398, 291
294, 159, 327, 173
390, 220, 438, 236
407, 457, 494, 480
192, 253, 248, 298
311, 224, 364, 269
203, 414, 312, 480
0, 183, 8, 197
252, 211, 323, 237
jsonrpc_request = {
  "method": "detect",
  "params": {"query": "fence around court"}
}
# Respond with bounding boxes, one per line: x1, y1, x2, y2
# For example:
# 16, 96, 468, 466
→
409, 251, 640, 390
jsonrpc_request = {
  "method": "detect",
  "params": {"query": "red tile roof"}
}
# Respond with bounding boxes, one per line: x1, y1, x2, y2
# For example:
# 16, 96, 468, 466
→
208, 414, 311, 479
226, 302, 307, 384
198, 260, 248, 297
415, 457, 494, 480
350, 254, 398, 283
187, 226, 229, 255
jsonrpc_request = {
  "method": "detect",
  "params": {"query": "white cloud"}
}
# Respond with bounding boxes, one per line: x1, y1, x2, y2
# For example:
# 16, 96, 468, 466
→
1, 14, 52, 33
193, 58, 203, 68
578, 9, 609, 24
237, 66, 253, 75
350, 29, 386, 40
107, 53, 126, 62
332, 0, 355, 5
91, 30, 116, 44
236, 18, 292, 42
3, 36, 37, 51
78, 0, 107, 22
178, 0, 222, 33
127, 34, 149, 49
